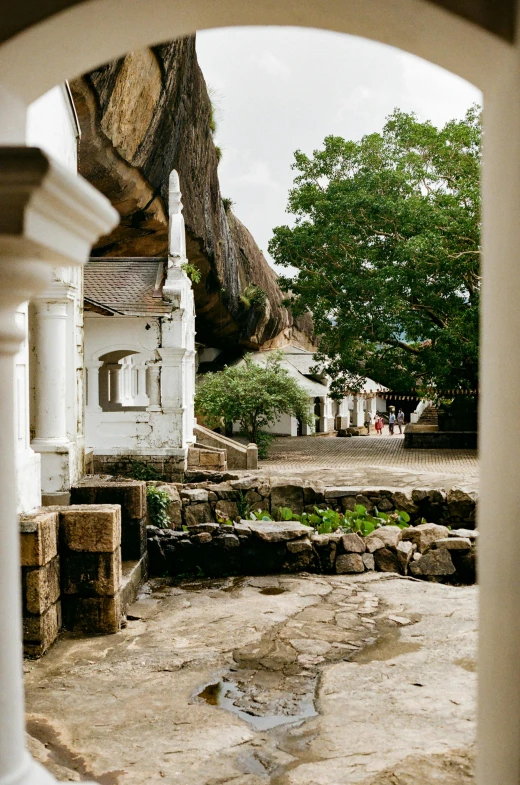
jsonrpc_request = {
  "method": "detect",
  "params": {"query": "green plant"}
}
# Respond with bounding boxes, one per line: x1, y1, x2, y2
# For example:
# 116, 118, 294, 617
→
239, 284, 267, 311
255, 431, 275, 460
215, 510, 234, 526
215, 145, 222, 163
146, 486, 172, 529
128, 461, 162, 481
269, 106, 481, 394
249, 509, 273, 521
236, 491, 249, 520
222, 197, 234, 212
181, 262, 201, 284
195, 351, 312, 444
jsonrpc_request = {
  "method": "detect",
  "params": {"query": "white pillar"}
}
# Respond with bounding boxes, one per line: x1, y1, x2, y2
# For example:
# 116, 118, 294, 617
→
146, 362, 161, 411
106, 363, 121, 405
133, 361, 149, 407
31, 299, 68, 444
477, 49, 520, 785
0, 147, 118, 785
352, 395, 365, 427
86, 362, 102, 411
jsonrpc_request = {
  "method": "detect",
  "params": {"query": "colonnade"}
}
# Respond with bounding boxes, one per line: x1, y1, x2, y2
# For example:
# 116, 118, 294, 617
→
0, 147, 118, 785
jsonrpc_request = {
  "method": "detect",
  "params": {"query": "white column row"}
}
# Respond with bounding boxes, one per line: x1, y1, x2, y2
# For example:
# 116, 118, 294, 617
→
0, 147, 118, 785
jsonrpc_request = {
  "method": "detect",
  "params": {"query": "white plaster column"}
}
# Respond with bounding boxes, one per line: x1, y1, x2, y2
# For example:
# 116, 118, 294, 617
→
337, 398, 351, 430
477, 48, 520, 785
106, 363, 121, 405
0, 147, 117, 785
368, 396, 377, 422
352, 395, 365, 427
86, 362, 103, 412
133, 360, 149, 407
31, 297, 68, 445
146, 362, 161, 411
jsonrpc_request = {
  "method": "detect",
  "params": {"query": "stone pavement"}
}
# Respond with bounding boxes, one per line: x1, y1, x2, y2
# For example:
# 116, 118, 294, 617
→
25, 574, 477, 784
260, 434, 478, 491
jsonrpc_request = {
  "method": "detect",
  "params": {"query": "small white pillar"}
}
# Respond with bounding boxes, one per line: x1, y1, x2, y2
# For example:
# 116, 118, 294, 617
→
106, 363, 121, 405
0, 147, 118, 785
86, 362, 103, 412
133, 361, 149, 407
146, 363, 161, 411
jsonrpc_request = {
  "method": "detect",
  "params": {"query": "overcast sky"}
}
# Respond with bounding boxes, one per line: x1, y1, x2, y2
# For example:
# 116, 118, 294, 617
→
196, 27, 481, 269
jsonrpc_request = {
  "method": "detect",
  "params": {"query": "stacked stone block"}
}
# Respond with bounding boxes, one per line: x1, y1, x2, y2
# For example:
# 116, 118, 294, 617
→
60, 504, 122, 634
20, 510, 61, 657
71, 477, 147, 561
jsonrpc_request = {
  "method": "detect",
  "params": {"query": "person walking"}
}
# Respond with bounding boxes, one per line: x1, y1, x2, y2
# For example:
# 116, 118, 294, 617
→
388, 410, 396, 435
375, 415, 384, 436
397, 408, 405, 434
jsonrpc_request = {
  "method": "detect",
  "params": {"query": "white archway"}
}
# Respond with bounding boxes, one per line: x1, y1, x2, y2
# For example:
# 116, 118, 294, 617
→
0, 4, 518, 785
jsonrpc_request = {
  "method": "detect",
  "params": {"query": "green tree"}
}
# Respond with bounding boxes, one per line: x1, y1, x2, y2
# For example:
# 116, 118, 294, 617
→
269, 107, 481, 394
195, 352, 311, 444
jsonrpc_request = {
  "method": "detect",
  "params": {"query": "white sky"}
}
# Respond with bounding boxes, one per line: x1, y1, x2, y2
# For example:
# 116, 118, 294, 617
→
196, 27, 481, 268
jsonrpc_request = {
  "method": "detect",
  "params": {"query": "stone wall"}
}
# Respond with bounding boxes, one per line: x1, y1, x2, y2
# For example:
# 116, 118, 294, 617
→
92, 454, 185, 482
404, 425, 477, 449
70, 476, 147, 561
146, 475, 478, 585
147, 519, 477, 585
20, 503, 124, 656
156, 476, 477, 530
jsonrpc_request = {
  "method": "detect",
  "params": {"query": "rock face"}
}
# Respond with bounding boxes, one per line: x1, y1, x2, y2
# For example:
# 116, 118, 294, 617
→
70, 38, 314, 350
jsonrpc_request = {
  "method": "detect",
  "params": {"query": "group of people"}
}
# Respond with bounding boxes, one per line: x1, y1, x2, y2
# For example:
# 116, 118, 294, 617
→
374, 408, 405, 436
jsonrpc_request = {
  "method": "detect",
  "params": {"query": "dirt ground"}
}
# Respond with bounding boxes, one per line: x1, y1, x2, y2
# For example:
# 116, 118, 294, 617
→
25, 573, 477, 784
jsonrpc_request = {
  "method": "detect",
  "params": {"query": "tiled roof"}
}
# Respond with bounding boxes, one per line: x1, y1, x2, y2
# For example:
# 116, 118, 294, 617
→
84, 258, 173, 316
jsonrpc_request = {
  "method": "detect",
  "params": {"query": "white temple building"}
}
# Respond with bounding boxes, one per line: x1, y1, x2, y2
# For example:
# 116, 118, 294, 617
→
83, 173, 196, 479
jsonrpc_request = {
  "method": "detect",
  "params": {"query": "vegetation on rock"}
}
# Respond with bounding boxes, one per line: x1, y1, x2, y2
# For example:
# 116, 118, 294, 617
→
146, 486, 172, 528
269, 107, 481, 393
250, 503, 411, 535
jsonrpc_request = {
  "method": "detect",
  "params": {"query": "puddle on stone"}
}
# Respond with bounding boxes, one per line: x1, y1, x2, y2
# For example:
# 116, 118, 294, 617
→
260, 587, 286, 596
197, 680, 317, 730
350, 628, 422, 663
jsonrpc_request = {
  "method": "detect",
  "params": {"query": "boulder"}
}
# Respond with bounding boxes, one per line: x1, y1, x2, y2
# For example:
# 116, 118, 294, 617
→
217, 533, 240, 548
340, 533, 366, 554
447, 488, 477, 521
229, 477, 260, 491
246, 520, 309, 543
186, 522, 218, 534
303, 481, 325, 505
214, 500, 239, 522
391, 491, 419, 516
270, 479, 304, 515
336, 553, 365, 574
409, 548, 456, 577
181, 488, 209, 503
449, 527, 478, 540
432, 537, 472, 551
366, 525, 402, 549
396, 540, 415, 574
362, 553, 375, 571
374, 548, 401, 573
287, 539, 312, 554
376, 497, 394, 512
365, 536, 385, 553
191, 532, 212, 544
184, 503, 214, 526
402, 522, 450, 553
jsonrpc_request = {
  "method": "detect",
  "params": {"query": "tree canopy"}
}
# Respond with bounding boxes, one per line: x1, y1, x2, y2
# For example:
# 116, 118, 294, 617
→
269, 107, 481, 394
194, 352, 311, 444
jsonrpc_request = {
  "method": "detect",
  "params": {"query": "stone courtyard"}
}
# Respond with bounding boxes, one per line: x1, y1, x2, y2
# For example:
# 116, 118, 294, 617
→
25, 573, 476, 784
261, 434, 478, 491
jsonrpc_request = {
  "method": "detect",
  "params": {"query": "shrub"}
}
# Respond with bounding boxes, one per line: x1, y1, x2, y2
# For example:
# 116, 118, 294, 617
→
146, 486, 172, 529
181, 262, 201, 284
128, 461, 162, 481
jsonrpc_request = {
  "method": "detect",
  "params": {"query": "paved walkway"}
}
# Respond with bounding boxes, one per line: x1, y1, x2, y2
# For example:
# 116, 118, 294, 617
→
259, 434, 478, 490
